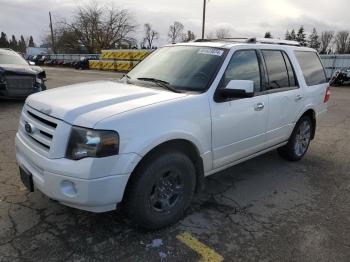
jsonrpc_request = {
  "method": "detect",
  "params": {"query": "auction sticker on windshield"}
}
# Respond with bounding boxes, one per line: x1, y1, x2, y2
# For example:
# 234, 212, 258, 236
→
198, 48, 224, 56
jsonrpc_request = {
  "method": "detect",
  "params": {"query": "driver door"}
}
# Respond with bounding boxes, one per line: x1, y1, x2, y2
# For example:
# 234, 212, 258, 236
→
210, 49, 269, 169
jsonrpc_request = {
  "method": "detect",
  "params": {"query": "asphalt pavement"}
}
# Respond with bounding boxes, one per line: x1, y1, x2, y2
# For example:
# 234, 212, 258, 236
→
1, 67, 350, 261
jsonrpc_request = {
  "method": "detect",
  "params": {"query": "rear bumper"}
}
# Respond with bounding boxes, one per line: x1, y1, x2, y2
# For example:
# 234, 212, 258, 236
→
15, 132, 141, 212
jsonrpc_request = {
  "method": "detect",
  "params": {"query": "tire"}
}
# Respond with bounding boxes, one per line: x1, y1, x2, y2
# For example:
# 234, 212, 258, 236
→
278, 115, 313, 161
125, 151, 196, 230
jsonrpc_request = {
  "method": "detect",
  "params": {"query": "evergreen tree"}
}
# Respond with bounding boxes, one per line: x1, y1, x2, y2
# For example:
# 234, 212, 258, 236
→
0, 32, 10, 48
285, 30, 292, 40
296, 26, 307, 46
308, 28, 321, 50
182, 30, 196, 42
9, 35, 18, 51
290, 29, 297, 40
19, 35, 26, 53
264, 32, 273, 38
28, 36, 35, 47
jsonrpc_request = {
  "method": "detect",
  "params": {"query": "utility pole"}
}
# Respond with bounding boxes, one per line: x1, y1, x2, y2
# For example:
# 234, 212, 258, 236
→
201, 0, 206, 39
49, 12, 55, 54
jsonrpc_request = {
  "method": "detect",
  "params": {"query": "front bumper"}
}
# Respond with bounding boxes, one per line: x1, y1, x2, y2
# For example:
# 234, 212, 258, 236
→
0, 84, 45, 99
15, 132, 141, 212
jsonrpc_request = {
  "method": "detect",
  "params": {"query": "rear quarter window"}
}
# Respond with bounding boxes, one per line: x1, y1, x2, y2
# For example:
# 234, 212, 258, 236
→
294, 51, 327, 86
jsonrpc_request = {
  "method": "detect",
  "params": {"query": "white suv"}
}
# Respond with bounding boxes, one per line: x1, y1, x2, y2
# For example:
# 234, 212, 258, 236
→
16, 38, 330, 229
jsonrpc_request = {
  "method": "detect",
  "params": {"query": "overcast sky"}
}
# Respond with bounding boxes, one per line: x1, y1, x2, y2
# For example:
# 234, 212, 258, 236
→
0, 0, 349, 46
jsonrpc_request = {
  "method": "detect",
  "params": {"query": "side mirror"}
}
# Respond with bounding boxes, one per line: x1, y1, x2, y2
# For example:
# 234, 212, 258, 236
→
28, 61, 35, 66
219, 80, 254, 98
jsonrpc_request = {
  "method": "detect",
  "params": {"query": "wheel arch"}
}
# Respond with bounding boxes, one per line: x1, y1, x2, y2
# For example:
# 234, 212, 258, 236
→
122, 139, 205, 203
300, 108, 316, 140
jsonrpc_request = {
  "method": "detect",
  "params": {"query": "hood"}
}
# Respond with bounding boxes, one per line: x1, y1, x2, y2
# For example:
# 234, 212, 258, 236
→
26, 80, 188, 127
0, 64, 43, 75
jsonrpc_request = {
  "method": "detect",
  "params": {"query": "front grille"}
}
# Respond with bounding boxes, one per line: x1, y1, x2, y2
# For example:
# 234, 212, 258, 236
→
5, 75, 35, 90
20, 106, 59, 155
27, 111, 57, 128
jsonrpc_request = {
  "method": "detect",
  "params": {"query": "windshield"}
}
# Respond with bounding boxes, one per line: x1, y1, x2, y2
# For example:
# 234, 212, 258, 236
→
0, 53, 28, 65
127, 46, 227, 92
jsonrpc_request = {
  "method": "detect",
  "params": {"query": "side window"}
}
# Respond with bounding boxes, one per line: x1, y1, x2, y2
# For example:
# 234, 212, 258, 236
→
262, 50, 289, 89
294, 51, 327, 86
282, 52, 297, 87
220, 50, 261, 92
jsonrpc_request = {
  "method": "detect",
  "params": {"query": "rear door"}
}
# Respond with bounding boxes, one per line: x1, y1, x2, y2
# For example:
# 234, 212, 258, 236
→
261, 50, 304, 147
294, 51, 328, 118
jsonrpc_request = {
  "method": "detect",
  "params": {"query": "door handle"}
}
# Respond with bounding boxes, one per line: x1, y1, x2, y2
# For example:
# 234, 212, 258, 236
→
254, 102, 265, 111
295, 94, 303, 101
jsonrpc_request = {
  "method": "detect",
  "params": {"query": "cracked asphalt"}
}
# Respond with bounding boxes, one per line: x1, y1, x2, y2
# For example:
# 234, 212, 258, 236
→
1, 67, 350, 261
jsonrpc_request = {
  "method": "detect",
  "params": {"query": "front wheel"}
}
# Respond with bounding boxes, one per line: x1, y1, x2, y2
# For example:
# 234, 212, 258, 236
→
125, 151, 196, 230
278, 116, 313, 161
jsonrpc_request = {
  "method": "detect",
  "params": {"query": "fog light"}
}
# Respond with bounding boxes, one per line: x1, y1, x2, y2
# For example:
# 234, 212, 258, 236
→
60, 180, 77, 197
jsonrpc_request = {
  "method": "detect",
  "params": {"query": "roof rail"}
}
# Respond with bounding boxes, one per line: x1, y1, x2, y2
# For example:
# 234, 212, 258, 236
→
247, 38, 301, 46
194, 37, 301, 46
194, 38, 249, 43
0, 48, 15, 52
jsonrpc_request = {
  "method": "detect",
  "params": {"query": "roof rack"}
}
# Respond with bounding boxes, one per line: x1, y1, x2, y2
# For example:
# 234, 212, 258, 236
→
248, 38, 300, 46
194, 37, 301, 47
0, 48, 16, 53
194, 38, 249, 43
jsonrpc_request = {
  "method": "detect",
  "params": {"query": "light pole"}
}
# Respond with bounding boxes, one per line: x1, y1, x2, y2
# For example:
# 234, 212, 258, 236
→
201, 0, 206, 39
49, 12, 55, 54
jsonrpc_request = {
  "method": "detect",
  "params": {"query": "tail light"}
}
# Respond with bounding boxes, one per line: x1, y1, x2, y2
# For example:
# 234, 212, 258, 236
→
324, 86, 331, 103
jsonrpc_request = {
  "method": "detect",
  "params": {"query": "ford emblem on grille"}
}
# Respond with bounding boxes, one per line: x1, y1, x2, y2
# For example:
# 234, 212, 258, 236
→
25, 123, 34, 134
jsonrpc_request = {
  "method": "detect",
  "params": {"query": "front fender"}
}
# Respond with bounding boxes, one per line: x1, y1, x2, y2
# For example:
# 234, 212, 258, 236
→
94, 94, 213, 169
137, 131, 207, 157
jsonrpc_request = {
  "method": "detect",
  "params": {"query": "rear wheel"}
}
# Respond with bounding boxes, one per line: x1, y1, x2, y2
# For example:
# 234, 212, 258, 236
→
278, 115, 313, 161
125, 151, 196, 230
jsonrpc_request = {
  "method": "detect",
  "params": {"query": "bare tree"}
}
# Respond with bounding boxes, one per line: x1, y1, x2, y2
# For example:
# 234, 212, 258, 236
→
55, 2, 136, 53
334, 31, 349, 54
215, 27, 231, 39
206, 31, 215, 39
319, 31, 334, 54
168, 21, 184, 43
143, 23, 158, 49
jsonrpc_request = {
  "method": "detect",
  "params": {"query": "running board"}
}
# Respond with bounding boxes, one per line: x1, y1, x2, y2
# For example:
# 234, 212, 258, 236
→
205, 141, 288, 177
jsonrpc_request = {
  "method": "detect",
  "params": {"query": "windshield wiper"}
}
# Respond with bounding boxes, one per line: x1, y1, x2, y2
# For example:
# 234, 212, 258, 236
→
123, 73, 131, 79
137, 77, 182, 93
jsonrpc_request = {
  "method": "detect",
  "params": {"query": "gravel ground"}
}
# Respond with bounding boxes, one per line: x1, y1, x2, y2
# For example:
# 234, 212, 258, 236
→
0, 67, 350, 261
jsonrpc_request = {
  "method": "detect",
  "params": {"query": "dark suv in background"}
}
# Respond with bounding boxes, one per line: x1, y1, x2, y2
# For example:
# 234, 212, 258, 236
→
0, 48, 46, 99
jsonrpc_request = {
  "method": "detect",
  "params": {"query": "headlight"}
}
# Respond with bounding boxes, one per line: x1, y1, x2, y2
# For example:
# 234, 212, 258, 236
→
66, 126, 119, 160
36, 76, 43, 84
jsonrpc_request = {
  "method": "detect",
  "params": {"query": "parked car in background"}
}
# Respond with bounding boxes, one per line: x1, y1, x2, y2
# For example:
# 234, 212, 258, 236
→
0, 48, 46, 99
16, 38, 329, 229
330, 69, 350, 86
